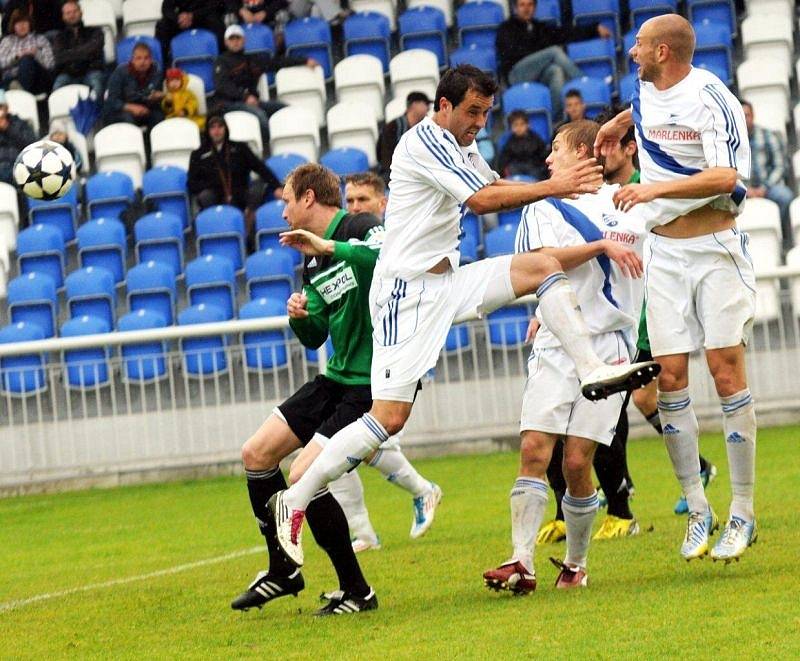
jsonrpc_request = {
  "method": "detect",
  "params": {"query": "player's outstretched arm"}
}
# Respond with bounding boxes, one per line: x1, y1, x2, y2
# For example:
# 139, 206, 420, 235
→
532, 240, 642, 277
280, 228, 334, 256
594, 109, 633, 159
613, 167, 739, 212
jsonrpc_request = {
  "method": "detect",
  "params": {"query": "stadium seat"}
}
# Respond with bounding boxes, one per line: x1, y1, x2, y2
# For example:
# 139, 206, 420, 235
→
567, 38, 616, 88
0, 321, 47, 396
81, 0, 118, 64
284, 17, 333, 79
487, 306, 530, 346
0, 181, 20, 251
118, 308, 168, 382
65, 266, 116, 328
623, 29, 636, 72
28, 185, 80, 244
687, 0, 735, 37
449, 44, 497, 75
47, 83, 92, 133
268, 106, 320, 162
5, 89, 39, 135
224, 110, 263, 157
186, 73, 207, 115
334, 54, 385, 123
399, 6, 448, 68
737, 58, 789, 138
170, 29, 219, 93
457, 1, 503, 49
629, 0, 676, 30
619, 71, 637, 104
305, 336, 334, 364
737, 198, 782, 321
502, 82, 552, 142
16, 224, 65, 290
243, 22, 275, 57
275, 65, 327, 129
787, 246, 800, 317
142, 166, 190, 231
195, 205, 246, 272
266, 153, 308, 184
741, 14, 793, 79
185, 255, 237, 320
150, 118, 201, 171
444, 323, 470, 352
245, 248, 295, 302
534, 0, 560, 25
127, 260, 177, 325
693, 19, 733, 85
134, 211, 185, 277
790, 197, 800, 246
343, 12, 391, 72
571, 0, 620, 43
484, 224, 518, 257
327, 102, 379, 168
462, 212, 482, 250
350, 0, 396, 30
255, 201, 299, 262
408, 0, 453, 26
390, 49, 440, 101
239, 297, 289, 370
321, 147, 370, 178
178, 303, 229, 377
94, 124, 147, 189
116, 35, 163, 67
60, 314, 112, 389
76, 217, 127, 284
122, 0, 161, 36
384, 96, 408, 123
459, 233, 478, 264
0, 240, 9, 299
561, 77, 611, 119
7, 272, 57, 338
86, 171, 135, 221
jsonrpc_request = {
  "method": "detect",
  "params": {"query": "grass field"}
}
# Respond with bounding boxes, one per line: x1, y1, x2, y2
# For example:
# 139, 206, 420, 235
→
1, 425, 799, 659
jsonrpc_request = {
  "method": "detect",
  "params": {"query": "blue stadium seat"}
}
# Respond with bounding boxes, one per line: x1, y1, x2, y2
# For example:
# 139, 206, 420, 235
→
449, 44, 496, 74
445, 324, 470, 352
462, 212, 482, 250
687, 0, 735, 37
567, 38, 616, 88
304, 336, 334, 364
344, 12, 391, 72
245, 248, 295, 302
127, 260, 177, 325
243, 22, 275, 57
693, 60, 728, 84
0, 321, 47, 395
116, 35, 163, 67
487, 306, 529, 346
142, 166, 190, 231
572, 0, 620, 43
178, 303, 228, 376
399, 6, 448, 68
118, 309, 168, 382
134, 211, 185, 277
629, 0, 677, 30
535, 0, 561, 26
693, 19, 733, 84
623, 29, 636, 71
562, 77, 611, 119
456, 1, 504, 49
76, 217, 127, 283
619, 71, 637, 104
239, 297, 289, 370
256, 201, 301, 266
16, 224, 65, 290
185, 255, 237, 319
64, 266, 116, 329
60, 315, 111, 389
195, 205, 246, 272
285, 17, 333, 79
485, 223, 518, 256
7, 272, 58, 338
266, 153, 307, 183
459, 233, 478, 264
86, 171, 135, 221
170, 28, 219, 93
497, 175, 533, 226
321, 147, 369, 178
502, 82, 552, 142
28, 184, 79, 243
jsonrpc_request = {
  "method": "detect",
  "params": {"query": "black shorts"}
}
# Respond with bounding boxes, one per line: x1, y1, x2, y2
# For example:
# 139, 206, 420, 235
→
277, 375, 372, 446
634, 347, 653, 363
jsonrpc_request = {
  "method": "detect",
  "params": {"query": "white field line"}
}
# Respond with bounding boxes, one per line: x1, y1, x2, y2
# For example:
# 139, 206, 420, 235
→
0, 546, 263, 614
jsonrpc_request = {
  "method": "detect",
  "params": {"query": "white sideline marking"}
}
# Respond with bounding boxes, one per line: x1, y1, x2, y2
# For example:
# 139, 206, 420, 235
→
0, 546, 263, 614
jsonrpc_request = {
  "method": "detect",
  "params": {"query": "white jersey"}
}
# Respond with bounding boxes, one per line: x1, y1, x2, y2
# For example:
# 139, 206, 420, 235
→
632, 67, 750, 230
515, 184, 646, 349
377, 116, 499, 280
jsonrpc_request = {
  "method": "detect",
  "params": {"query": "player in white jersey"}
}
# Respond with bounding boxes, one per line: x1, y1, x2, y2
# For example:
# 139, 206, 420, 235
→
484, 120, 647, 592
595, 15, 757, 563
268, 65, 659, 568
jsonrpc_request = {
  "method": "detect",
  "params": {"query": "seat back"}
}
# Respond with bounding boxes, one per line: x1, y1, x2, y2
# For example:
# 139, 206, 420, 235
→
61, 314, 112, 388
224, 110, 263, 157
150, 118, 201, 171
284, 17, 333, 78
326, 102, 379, 167
390, 49, 440, 100
343, 12, 391, 71
122, 0, 162, 36
28, 185, 80, 243
502, 82, 552, 142
334, 54, 385, 122
275, 65, 327, 128
0, 321, 47, 395
239, 297, 289, 369
94, 124, 147, 188
5, 89, 39, 134
320, 147, 370, 178
178, 303, 229, 376
268, 107, 320, 162
142, 166, 190, 230
118, 308, 168, 381
170, 29, 219, 92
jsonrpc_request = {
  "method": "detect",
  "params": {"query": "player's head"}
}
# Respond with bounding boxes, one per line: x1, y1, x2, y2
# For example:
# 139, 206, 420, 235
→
345, 173, 387, 217
434, 65, 497, 147
283, 164, 342, 229
564, 90, 586, 122
740, 99, 754, 133
546, 119, 600, 174
405, 92, 432, 127
632, 14, 695, 82
508, 110, 529, 137
594, 105, 638, 184
514, 0, 536, 22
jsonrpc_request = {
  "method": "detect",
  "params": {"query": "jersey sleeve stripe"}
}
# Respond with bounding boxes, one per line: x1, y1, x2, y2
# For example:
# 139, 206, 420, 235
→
440, 131, 489, 190
702, 84, 740, 168
417, 126, 481, 192
419, 124, 485, 192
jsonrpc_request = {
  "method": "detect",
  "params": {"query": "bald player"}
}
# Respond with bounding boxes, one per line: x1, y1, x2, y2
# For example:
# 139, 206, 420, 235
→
595, 15, 756, 563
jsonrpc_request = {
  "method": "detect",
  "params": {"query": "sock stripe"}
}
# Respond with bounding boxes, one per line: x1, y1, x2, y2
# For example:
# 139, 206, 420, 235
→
563, 493, 599, 509
245, 467, 280, 480
310, 488, 330, 501
514, 478, 549, 493
535, 271, 567, 298
657, 397, 691, 411
722, 394, 753, 413
361, 413, 389, 443
368, 449, 383, 466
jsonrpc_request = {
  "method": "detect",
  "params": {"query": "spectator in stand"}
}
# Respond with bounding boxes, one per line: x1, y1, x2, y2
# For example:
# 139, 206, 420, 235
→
497, 109, 548, 180
48, 119, 83, 173
103, 42, 165, 129
0, 10, 54, 95
239, 0, 289, 28
0, 104, 35, 183
52, 1, 105, 102
162, 67, 205, 129
496, 0, 610, 119
0, 88, 38, 138
1, 0, 63, 38
377, 91, 431, 180
741, 99, 794, 245
155, 0, 227, 61
564, 89, 586, 122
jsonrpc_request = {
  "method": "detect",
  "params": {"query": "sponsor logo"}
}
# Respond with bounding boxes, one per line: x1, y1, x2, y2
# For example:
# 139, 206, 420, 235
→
308, 257, 317, 268
346, 456, 362, 467
646, 128, 701, 141
603, 230, 636, 245
316, 265, 357, 304
602, 214, 618, 227
663, 423, 681, 435
668, 113, 679, 125
726, 432, 746, 444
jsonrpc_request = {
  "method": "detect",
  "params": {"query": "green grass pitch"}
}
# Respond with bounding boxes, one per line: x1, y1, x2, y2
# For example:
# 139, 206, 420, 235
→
1, 425, 799, 659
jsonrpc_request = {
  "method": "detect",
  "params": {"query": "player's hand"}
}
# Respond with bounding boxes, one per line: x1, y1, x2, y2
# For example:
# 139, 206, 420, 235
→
525, 318, 540, 344
287, 292, 309, 319
550, 158, 603, 198
613, 183, 658, 212
279, 228, 335, 256
594, 117, 628, 159
603, 239, 643, 278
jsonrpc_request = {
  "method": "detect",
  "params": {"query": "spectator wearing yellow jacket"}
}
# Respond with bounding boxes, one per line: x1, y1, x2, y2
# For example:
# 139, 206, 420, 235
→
161, 67, 205, 129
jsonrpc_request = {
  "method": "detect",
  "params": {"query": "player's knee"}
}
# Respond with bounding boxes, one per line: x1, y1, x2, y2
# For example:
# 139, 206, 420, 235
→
519, 436, 550, 475
657, 370, 687, 393
710, 370, 740, 398
562, 450, 591, 481
377, 411, 407, 436
241, 436, 279, 470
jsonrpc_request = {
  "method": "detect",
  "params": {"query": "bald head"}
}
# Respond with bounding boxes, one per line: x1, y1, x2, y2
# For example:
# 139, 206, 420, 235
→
643, 14, 695, 63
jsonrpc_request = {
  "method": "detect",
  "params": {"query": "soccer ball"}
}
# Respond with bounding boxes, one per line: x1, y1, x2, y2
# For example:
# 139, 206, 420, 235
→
13, 139, 76, 201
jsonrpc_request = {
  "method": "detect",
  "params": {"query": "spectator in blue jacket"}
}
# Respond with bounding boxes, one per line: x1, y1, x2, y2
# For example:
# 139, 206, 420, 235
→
103, 42, 165, 129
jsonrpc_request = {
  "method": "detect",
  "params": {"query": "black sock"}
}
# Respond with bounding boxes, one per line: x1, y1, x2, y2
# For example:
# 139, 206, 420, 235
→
245, 467, 295, 577
645, 409, 663, 435
594, 409, 633, 520
306, 489, 370, 598
547, 441, 566, 521
698, 454, 710, 475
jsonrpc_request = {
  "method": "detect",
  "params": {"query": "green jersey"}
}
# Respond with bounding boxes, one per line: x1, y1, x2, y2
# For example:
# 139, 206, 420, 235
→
289, 209, 384, 385
627, 168, 650, 352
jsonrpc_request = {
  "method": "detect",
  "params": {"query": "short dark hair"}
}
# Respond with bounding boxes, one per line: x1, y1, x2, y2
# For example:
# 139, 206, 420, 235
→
433, 65, 497, 112
345, 172, 386, 196
739, 98, 753, 111
555, 119, 600, 153
594, 104, 636, 147
507, 110, 529, 126
287, 163, 342, 208
405, 91, 431, 108
132, 41, 153, 56
565, 89, 583, 101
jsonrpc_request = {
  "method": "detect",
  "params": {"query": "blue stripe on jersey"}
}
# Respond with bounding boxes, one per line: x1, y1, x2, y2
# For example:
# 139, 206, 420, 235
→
440, 130, 488, 191
703, 84, 740, 168
516, 207, 531, 253
545, 198, 620, 309
417, 125, 483, 192
732, 184, 746, 204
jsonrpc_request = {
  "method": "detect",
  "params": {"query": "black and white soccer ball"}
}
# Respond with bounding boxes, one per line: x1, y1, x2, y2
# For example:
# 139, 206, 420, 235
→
13, 139, 76, 200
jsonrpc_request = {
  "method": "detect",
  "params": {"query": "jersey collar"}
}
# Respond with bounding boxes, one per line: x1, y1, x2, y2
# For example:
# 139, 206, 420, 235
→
323, 209, 347, 240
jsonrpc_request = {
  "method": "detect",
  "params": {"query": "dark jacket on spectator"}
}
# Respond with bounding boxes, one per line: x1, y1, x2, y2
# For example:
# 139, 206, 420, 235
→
0, 115, 35, 183
103, 61, 164, 119
377, 114, 410, 180
160, 0, 227, 24
213, 49, 306, 104
496, 17, 598, 82
497, 130, 548, 180
1, 0, 63, 35
52, 22, 104, 78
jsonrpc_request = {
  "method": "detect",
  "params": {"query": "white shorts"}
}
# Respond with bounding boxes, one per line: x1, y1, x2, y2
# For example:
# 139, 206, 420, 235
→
370, 256, 515, 402
520, 331, 629, 446
644, 229, 756, 356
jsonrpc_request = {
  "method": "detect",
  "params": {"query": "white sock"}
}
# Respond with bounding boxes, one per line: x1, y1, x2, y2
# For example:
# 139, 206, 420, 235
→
535, 273, 604, 380
721, 389, 756, 522
510, 477, 549, 573
562, 490, 599, 569
368, 446, 430, 498
284, 413, 389, 511
658, 388, 708, 514
328, 470, 379, 542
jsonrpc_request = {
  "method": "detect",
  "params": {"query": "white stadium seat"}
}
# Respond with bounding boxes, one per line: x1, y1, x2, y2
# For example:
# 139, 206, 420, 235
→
225, 111, 263, 158
81, 0, 118, 65
150, 118, 201, 171
787, 246, 800, 317
335, 55, 386, 122
5, 89, 39, 135
122, 0, 161, 36
93, 123, 147, 188
0, 182, 20, 252
186, 73, 207, 116
390, 49, 440, 102
789, 197, 800, 247
793, 150, 800, 190
275, 65, 327, 128
738, 198, 782, 321
0, 233, 10, 299
269, 106, 320, 162
408, 0, 453, 26
327, 102, 379, 167
350, 0, 397, 30
737, 57, 789, 138
48, 84, 93, 133
384, 96, 407, 123
741, 15, 793, 79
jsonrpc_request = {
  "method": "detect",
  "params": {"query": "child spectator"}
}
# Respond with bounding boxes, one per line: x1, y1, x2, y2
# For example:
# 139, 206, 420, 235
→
162, 67, 205, 129
497, 110, 548, 180
48, 120, 83, 173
